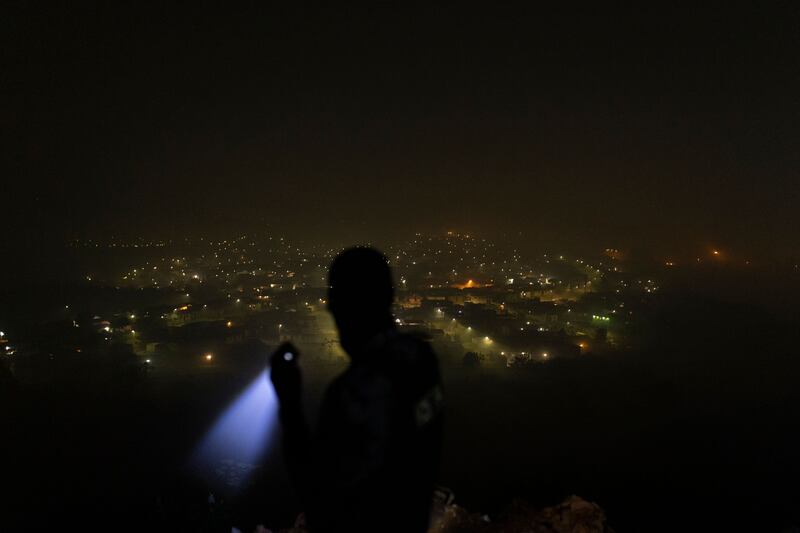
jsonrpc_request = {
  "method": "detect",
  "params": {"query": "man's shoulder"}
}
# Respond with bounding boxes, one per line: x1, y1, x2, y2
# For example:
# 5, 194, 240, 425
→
329, 333, 438, 398
382, 332, 441, 396
384, 331, 437, 365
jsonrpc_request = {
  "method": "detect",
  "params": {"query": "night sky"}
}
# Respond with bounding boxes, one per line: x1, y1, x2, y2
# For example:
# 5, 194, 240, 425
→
3, 5, 799, 258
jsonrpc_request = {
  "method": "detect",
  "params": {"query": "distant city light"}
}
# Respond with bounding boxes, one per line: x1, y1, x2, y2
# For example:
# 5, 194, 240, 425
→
205, 353, 213, 361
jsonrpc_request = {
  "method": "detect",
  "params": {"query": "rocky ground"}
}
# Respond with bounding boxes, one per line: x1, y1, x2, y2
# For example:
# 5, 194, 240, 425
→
255, 494, 613, 533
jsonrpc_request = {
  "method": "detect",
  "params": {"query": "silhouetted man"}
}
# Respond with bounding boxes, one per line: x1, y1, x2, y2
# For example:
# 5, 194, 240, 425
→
270, 247, 443, 532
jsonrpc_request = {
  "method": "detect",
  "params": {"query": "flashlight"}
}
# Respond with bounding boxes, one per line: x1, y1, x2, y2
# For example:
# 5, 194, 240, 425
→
191, 366, 279, 491
192, 342, 298, 491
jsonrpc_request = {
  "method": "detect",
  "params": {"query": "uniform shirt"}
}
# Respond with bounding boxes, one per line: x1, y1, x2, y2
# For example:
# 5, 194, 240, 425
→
302, 329, 443, 532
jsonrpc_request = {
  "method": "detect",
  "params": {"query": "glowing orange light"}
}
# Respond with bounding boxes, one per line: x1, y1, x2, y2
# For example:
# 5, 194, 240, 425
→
453, 279, 484, 289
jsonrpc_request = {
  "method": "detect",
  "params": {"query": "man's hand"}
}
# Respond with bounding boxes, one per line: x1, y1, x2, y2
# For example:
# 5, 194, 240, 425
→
270, 342, 302, 408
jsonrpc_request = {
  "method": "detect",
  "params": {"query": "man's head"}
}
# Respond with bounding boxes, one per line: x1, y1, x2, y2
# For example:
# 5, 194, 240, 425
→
327, 247, 394, 355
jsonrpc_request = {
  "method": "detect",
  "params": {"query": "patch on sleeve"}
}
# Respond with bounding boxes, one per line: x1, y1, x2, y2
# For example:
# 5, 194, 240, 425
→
414, 385, 444, 428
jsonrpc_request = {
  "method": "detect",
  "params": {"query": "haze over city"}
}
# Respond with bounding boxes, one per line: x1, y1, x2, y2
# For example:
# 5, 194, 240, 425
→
5, 5, 799, 262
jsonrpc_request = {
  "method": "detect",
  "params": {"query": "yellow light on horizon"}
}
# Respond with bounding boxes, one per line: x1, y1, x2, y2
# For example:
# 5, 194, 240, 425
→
205, 353, 213, 361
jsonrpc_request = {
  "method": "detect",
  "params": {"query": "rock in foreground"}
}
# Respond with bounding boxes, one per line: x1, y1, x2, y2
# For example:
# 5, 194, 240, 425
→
269, 494, 614, 533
